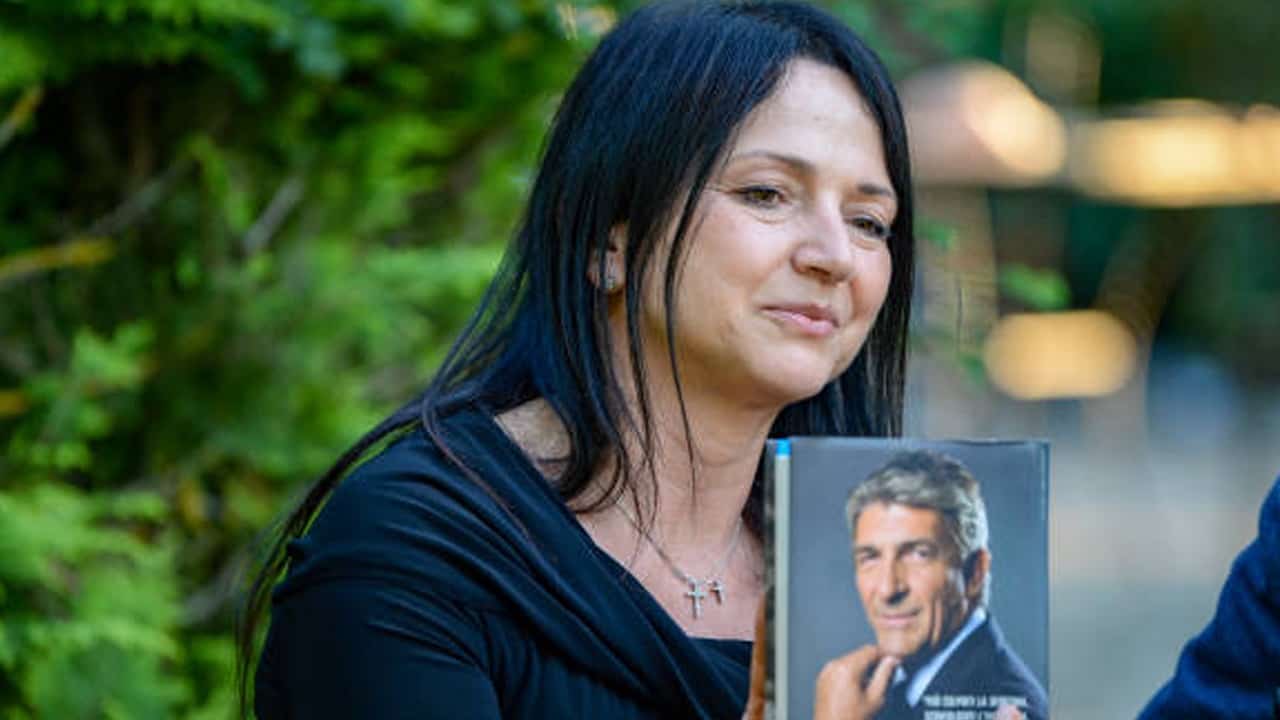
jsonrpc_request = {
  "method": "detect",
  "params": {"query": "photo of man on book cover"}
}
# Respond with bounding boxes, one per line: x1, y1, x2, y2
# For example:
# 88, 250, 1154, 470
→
766, 438, 1048, 720
841, 450, 1048, 720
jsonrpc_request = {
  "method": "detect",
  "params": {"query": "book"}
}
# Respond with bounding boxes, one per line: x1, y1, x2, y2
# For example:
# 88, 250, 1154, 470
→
765, 438, 1049, 720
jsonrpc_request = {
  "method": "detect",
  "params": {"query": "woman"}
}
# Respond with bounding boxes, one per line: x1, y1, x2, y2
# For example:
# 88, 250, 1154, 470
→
239, 2, 915, 718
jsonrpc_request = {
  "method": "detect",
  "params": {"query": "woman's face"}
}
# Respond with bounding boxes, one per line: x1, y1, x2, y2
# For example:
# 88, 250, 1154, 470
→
638, 58, 896, 410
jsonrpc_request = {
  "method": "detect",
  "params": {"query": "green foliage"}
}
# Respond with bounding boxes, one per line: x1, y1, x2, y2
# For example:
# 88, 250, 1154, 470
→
999, 263, 1073, 311
0, 484, 184, 718
0, 0, 602, 715
917, 215, 959, 251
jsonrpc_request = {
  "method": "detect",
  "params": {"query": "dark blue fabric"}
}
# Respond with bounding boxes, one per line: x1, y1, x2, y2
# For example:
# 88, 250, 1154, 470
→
925, 616, 1047, 720
1138, 476, 1280, 720
254, 409, 751, 719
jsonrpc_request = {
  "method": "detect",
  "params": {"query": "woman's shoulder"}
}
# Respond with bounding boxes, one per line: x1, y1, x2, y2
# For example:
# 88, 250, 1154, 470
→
304, 423, 462, 534
274, 416, 528, 611
306, 426, 437, 527
312, 407, 534, 532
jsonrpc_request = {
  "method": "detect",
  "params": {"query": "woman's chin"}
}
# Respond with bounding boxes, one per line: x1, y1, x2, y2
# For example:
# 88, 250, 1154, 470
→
746, 363, 842, 408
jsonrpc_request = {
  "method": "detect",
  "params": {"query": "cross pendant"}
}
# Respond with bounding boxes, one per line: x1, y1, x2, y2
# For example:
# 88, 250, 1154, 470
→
685, 580, 708, 619
709, 579, 724, 604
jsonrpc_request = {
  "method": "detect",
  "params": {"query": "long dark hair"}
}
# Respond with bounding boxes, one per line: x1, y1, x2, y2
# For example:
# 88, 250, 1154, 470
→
237, 0, 914, 713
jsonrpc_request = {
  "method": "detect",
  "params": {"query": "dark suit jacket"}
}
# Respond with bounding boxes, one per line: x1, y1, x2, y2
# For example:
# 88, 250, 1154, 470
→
877, 616, 1049, 720
1138, 476, 1280, 720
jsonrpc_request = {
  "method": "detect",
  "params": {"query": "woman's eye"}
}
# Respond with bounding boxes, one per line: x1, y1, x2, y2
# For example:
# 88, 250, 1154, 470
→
849, 216, 890, 241
737, 186, 785, 208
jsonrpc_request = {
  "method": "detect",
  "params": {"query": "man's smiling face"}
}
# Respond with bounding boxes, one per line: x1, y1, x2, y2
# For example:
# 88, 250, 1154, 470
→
852, 502, 976, 661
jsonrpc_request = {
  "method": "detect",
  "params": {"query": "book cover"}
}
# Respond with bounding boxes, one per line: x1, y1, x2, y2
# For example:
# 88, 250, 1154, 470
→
765, 438, 1049, 720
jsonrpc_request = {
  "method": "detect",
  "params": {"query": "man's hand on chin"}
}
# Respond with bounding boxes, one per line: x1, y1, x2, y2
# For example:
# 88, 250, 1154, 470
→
813, 646, 899, 720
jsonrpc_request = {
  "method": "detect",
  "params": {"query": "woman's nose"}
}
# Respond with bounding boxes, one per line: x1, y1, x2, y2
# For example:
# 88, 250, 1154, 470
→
791, 204, 855, 283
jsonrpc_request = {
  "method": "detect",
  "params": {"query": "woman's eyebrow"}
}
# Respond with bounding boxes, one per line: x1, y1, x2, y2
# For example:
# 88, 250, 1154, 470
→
728, 149, 896, 201
730, 149, 814, 175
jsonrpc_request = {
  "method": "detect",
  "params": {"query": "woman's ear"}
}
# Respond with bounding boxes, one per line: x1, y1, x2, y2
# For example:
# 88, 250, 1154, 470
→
590, 224, 627, 293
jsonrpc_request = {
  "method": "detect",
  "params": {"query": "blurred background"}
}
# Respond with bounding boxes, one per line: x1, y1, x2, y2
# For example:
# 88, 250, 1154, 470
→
1, 0, 1276, 717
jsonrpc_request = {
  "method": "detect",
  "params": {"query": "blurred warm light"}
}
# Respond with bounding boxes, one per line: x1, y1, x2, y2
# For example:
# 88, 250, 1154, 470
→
983, 310, 1137, 400
903, 62, 1067, 186
1240, 104, 1280, 194
1072, 101, 1280, 205
968, 78, 1066, 178
905, 62, 1280, 205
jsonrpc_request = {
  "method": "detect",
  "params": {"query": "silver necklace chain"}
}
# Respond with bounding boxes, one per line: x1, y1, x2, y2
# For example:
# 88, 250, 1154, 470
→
614, 502, 743, 620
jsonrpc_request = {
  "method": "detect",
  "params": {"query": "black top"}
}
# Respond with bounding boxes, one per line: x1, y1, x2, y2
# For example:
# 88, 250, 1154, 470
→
254, 407, 752, 719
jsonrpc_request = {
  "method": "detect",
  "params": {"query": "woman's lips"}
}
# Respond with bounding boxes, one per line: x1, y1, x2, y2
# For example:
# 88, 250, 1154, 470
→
763, 304, 838, 337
